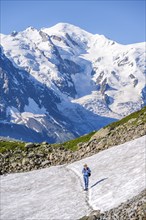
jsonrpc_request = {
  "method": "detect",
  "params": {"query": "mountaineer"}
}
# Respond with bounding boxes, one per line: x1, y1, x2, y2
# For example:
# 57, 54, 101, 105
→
82, 164, 91, 191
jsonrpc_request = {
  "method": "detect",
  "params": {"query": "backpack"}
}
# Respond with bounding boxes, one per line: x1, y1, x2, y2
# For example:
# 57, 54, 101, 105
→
87, 168, 91, 177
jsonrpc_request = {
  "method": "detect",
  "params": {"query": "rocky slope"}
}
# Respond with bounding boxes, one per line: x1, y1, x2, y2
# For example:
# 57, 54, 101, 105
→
0, 23, 145, 142
0, 106, 145, 175
80, 190, 146, 220
1, 107, 145, 220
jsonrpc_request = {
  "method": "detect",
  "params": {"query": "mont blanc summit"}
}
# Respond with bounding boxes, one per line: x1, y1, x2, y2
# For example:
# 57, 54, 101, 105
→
0, 23, 145, 142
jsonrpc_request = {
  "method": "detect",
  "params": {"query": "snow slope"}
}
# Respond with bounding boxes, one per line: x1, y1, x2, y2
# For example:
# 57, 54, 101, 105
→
1, 136, 145, 220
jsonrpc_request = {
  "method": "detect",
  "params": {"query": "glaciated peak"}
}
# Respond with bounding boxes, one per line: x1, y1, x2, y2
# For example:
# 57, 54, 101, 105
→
42, 23, 94, 50
21, 26, 39, 36
92, 34, 118, 48
51, 22, 77, 30
25, 26, 36, 32
20, 26, 42, 42
42, 22, 93, 38
50, 22, 88, 33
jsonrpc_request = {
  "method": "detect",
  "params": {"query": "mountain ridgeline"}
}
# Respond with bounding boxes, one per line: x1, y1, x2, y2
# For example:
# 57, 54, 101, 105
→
0, 23, 145, 142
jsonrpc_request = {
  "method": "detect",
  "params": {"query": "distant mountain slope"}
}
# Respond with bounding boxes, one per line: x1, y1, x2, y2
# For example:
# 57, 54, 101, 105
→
0, 23, 145, 142
0, 106, 145, 175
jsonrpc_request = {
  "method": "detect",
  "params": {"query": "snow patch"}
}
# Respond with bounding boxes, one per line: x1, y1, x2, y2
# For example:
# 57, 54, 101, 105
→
24, 98, 46, 114
1, 136, 145, 219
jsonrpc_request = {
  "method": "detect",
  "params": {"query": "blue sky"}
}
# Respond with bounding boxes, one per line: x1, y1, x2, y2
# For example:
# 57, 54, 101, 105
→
1, 0, 145, 44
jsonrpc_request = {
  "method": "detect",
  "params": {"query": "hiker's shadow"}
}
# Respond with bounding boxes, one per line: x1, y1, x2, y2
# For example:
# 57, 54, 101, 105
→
90, 178, 108, 188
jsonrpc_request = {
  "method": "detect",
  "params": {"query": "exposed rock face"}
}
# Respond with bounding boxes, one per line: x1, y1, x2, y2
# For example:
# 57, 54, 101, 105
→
0, 23, 145, 143
0, 47, 116, 143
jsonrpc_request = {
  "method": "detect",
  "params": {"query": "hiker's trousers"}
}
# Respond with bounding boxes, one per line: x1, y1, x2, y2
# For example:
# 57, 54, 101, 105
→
83, 175, 89, 189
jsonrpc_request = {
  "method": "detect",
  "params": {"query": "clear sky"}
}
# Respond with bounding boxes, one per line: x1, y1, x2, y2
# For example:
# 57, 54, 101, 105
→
0, 0, 145, 44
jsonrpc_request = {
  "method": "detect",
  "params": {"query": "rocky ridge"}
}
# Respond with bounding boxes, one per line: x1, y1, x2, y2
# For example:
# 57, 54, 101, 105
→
0, 106, 145, 175
80, 189, 146, 220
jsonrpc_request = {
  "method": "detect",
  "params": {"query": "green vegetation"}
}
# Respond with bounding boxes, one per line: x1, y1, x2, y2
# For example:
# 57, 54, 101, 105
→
0, 141, 25, 154
0, 106, 145, 154
0, 131, 96, 154
53, 131, 96, 151
105, 106, 146, 130
1, 107, 145, 175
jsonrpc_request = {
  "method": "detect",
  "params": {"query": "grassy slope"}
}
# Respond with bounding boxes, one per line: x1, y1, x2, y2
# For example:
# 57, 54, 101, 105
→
106, 106, 146, 130
53, 131, 96, 151
0, 106, 145, 154
0, 141, 25, 154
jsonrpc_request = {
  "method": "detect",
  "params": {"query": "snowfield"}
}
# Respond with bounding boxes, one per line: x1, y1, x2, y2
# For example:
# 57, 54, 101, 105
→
1, 136, 145, 220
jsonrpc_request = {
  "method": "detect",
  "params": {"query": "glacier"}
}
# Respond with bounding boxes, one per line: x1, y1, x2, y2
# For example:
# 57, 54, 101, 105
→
0, 23, 145, 142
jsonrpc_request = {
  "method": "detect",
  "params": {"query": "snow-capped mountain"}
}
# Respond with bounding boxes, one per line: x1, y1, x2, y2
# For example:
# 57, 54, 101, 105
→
0, 23, 145, 142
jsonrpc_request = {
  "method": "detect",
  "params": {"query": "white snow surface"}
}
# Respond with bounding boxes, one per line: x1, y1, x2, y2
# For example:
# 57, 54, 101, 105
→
0, 23, 145, 142
1, 136, 145, 220
1, 23, 145, 118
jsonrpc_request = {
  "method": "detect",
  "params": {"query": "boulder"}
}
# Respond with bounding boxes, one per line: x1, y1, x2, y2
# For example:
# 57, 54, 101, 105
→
25, 143, 35, 149
41, 160, 51, 167
28, 152, 35, 158
41, 141, 48, 145
48, 153, 54, 161
91, 127, 110, 141
11, 162, 18, 168
88, 210, 101, 219
36, 153, 44, 158
77, 142, 83, 147
22, 158, 29, 166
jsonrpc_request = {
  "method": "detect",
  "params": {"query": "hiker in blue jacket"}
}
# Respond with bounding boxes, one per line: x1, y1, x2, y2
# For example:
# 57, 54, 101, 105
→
82, 164, 91, 191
